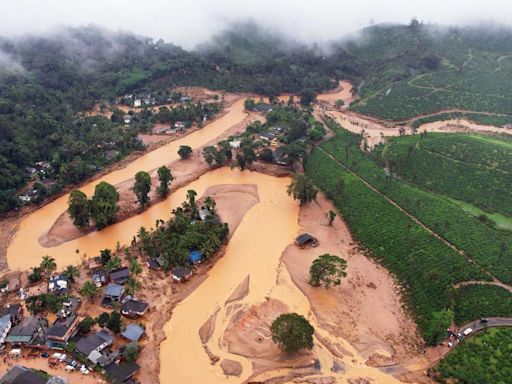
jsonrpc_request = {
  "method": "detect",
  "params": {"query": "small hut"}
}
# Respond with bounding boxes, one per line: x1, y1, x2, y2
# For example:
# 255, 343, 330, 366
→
295, 234, 319, 248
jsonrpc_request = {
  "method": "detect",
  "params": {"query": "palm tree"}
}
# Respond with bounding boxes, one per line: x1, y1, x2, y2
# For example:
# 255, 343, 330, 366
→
79, 281, 99, 302
204, 196, 216, 213
125, 277, 141, 296
129, 258, 142, 276
105, 256, 121, 272
40, 255, 57, 276
63, 265, 80, 283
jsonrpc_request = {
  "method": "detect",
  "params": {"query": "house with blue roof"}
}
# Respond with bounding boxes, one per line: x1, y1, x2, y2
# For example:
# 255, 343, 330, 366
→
188, 250, 205, 265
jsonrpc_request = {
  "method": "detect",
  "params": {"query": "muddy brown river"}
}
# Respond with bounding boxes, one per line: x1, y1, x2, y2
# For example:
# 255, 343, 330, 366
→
7, 99, 247, 270
7, 90, 409, 383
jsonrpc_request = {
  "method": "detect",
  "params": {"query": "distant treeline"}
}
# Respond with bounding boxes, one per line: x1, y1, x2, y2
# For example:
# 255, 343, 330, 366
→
2, 21, 512, 211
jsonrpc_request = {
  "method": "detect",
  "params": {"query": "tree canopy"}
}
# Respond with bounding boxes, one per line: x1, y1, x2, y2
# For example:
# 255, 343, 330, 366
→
133, 171, 152, 208
287, 174, 318, 205
270, 313, 314, 352
90, 181, 119, 229
309, 254, 347, 287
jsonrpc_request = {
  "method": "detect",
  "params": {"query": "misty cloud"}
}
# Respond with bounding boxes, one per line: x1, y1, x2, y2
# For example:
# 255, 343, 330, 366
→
0, 50, 24, 72
1, 0, 512, 48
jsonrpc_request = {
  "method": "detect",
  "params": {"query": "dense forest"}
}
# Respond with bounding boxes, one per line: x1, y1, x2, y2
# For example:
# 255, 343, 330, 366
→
2, 21, 512, 211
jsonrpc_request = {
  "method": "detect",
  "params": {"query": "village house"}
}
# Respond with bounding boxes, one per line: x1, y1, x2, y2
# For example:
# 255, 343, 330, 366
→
75, 329, 113, 363
0, 365, 49, 384
5, 316, 49, 346
89, 348, 120, 367
146, 256, 165, 270
123, 115, 132, 125
0, 304, 23, 325
109, 267, 130, 285
133, 99, 141, 107
0, 315, 12, 345
171, 266, 192, 282
88, 257, 108, 287
102, 283, 125, 307
57, 297, 81, 319
188, 250, 205, 265
104, 362, 140, 384
174, 121, 186, 130
48, 275, 68, 295
45, 313, 80, 350
295, 233, 319, 248
121, 324, 144, 342
121, 298, 149, 318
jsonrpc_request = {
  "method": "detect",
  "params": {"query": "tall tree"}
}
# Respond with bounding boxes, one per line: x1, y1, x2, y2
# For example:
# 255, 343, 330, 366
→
270, 313, 314, 352
309, 254, 347, 287
90, 182, 119, 229
129, 258, 142, 276
157, 166, 173, 198
287, 175, 318, 205
202, 146, 217, 166
40, 255, 57, 276
79, 281, 99, 302
68, 190, 90, 229
178, 145, 193, 160
133, 171, 152, 208
63, 265, 80, 282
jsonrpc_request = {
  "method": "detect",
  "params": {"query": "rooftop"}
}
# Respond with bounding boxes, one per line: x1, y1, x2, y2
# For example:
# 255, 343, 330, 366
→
121, 324, 144, 342
104, 283, 125, 298
104, 362, 140, 384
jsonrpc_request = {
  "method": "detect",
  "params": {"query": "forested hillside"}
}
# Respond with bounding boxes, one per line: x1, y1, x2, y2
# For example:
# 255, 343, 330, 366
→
2, 21, 512, 212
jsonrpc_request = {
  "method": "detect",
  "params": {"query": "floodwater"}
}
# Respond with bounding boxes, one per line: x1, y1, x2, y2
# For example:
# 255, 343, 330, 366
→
7, 86, 410, 383
158, 169, 404, 383
7, 99, 247, 270
326, 110, 512, 149
317, 81, 355, 105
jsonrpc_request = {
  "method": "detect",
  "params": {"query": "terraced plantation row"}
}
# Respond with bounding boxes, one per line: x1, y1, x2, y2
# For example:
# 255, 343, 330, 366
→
305, 120, 512, 343
321, 123, 512, 285
351, 41, 512, 123
373, 133, 512, 216
304, 149, 487, 344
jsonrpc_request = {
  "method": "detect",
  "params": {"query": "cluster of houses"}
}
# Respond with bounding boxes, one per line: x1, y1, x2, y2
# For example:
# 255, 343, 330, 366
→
0, 364, 69, 384
113, 92, 191, 108
19, 162, 56, 204
228, 125, 293, 166
0, 259, 155, 383
154, 120, 188, 135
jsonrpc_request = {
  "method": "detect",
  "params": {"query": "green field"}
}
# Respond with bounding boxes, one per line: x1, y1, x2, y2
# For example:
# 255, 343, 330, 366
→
305, 120, 512, 343
373, 133, 512, 216
452, 284, 512, 325
349, 26, 512, 122
436, 327, 512, 384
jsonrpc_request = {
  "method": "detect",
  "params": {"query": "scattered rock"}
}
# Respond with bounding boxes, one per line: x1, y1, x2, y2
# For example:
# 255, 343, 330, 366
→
347, 378, 372, 384
225, 275, 250, 304
220, 359, 243, 376
199, 307, 219, 344
331, 360, 345, 373
293, 377, 336, 384
203, 345, 220, 364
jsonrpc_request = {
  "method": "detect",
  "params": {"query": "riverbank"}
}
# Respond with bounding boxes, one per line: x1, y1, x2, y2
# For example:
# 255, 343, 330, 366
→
137, 183, 261, 383
325, 110, 512, 150
39, 112, 263, 248
282, 192, 423, 366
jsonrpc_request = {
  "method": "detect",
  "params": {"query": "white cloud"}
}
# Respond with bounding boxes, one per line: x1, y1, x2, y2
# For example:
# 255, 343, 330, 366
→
1, 0, 512, 48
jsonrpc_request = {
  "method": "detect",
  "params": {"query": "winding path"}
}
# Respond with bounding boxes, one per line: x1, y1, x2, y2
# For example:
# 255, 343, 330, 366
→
379, 317, 512, 376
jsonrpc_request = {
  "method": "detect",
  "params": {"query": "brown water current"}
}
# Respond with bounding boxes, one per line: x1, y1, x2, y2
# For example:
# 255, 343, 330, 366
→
7, 99, 247, 270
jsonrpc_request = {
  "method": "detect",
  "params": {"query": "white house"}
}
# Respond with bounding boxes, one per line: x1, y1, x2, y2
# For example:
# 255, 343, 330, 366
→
134, 99, 142, 108
48, 275, 69, 294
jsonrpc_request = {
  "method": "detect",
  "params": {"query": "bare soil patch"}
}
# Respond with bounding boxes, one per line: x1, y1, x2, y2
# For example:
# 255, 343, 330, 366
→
282, 193, 423, 365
